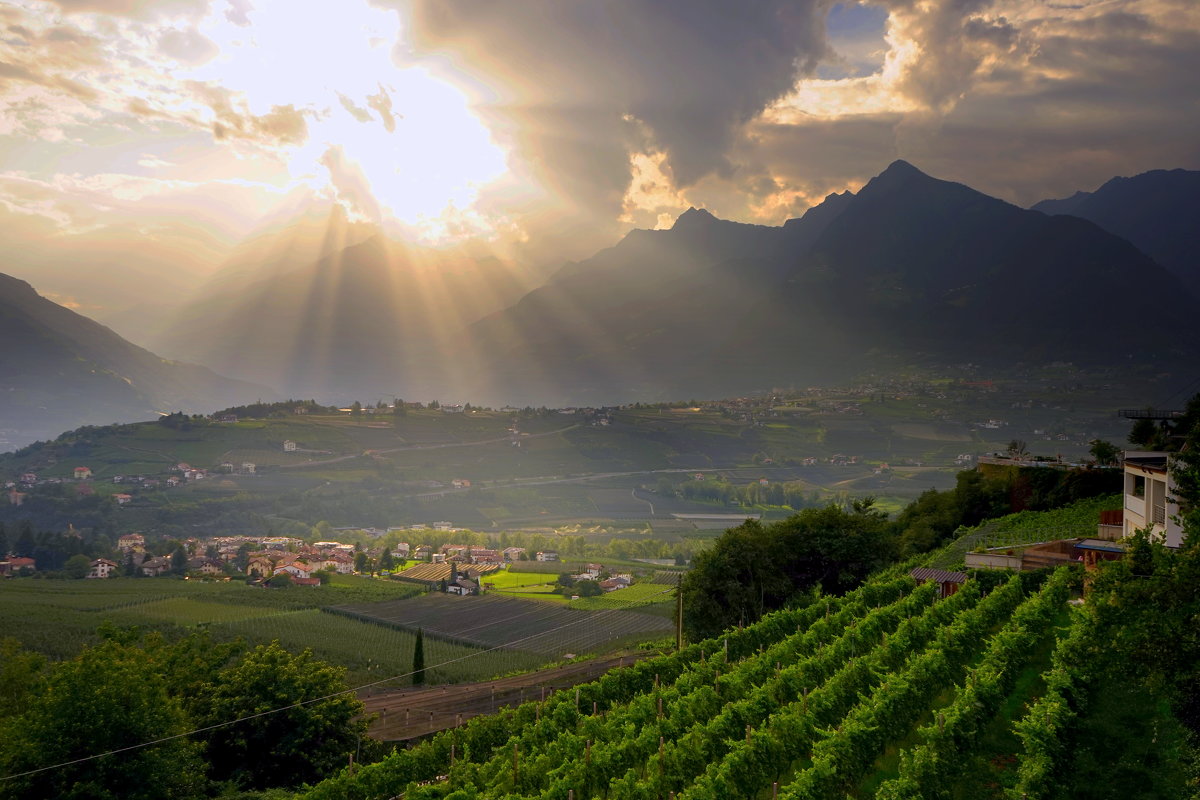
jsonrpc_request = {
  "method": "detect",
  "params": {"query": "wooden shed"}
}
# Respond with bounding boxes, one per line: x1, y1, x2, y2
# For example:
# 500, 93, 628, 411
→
909, 567, 968, 598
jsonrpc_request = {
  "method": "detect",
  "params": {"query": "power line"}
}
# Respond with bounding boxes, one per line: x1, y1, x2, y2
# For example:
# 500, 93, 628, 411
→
0, 587, 676, 784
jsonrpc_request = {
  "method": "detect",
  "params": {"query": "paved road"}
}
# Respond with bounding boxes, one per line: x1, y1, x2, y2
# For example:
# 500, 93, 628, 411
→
278, 425, 580, 469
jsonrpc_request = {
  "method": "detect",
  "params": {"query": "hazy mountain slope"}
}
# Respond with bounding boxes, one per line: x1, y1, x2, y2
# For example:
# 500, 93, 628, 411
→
460, 161, 1199, 405
150, 236, 538, 402
0, 273, 267, 449
137, 161, 1200, 409
461, 193, 859, 404
1032, 168, 1200, 295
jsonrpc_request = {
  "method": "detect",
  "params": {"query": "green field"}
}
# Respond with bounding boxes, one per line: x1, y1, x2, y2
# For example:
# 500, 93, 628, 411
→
0, 573, 673, 685
0, 575, 529, 686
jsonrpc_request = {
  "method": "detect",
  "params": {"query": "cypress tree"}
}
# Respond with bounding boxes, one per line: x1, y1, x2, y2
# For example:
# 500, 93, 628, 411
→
412, 628, 426, 686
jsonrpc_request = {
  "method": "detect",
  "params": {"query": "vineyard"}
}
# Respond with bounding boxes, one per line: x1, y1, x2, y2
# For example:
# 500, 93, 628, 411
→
330, 593, 675, 658
296, 564, 1146, 800
397, 562, 504, 583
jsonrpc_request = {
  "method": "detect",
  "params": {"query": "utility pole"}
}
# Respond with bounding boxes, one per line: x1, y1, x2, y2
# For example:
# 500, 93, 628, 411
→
675, 586, 684, 651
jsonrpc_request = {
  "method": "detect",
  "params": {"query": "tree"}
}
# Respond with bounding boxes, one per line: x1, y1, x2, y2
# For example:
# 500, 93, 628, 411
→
0, 638, 44, 711
1089, 438, 1120, 466
13, 522, 34, 558
680, 502, 896, 640
354, 551, 370, 573
1006, 439, 1029, 458
64, 553, 91, 579
393, 398, 407, 417
412, 628, 426, 686
170, 545, 188, 576
350, 401, 362, 417
1129, 417, 1162, 448
197, 642, 368, 790
576, 580, 603, 597
233, 542, 253, 572
378, 550, 395, 572
0, 642, 206, 799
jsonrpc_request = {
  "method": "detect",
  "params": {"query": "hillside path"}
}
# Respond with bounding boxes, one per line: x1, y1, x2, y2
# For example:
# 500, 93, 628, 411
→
278, 424, 580, 468
360, 650, 654, 741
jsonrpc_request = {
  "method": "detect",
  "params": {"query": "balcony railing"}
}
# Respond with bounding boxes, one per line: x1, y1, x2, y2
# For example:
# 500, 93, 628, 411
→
1153, 505, 1167, 525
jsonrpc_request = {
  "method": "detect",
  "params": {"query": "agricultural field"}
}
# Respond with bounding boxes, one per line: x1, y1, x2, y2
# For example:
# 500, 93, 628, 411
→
0, 574, 463, 686
303, 563, 1190, 800
396, 562, 503, 583
331, 592, 675, 658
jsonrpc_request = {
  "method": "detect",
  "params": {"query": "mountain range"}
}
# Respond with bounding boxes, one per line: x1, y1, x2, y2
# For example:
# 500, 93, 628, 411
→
1032, 168, 1200, 296
3, 160, 1197, 444
458, 160, 1198, 404
0, 273, 266, 448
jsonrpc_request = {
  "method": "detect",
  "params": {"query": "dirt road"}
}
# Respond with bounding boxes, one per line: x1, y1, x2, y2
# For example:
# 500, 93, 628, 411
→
361, 651, 654, 741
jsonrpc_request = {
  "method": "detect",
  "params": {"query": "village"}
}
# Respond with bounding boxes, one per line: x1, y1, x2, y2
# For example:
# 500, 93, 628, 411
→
0, 528, 641, 599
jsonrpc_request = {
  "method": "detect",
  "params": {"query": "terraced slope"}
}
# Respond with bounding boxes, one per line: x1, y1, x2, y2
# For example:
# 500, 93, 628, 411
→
300, 566, 1129, 800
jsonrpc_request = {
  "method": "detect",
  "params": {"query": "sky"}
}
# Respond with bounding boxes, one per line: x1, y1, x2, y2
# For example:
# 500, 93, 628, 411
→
1, 0, 1198, 320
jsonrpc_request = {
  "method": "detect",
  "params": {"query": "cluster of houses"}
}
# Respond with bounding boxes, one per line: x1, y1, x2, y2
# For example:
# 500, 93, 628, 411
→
5, 460, 259, 509
569, 563, 634, 592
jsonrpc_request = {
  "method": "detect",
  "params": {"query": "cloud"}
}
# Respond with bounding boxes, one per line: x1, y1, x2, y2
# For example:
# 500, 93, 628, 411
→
45, 0, 210, 20
188, 81, 309, 146
319, 144, 382, 222
253, 104, 308, 144
225, 0, 253, 27
394, 0, 837, 222
158, 26, 220, 65
366, 84, 398, 132
338, 92, 374, 123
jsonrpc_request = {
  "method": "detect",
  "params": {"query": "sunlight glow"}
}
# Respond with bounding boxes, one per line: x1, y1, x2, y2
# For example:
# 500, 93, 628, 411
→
189, 0, 507, 238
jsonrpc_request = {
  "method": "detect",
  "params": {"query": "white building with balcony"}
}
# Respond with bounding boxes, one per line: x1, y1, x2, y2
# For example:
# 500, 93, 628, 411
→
1123, 451, 1184, 548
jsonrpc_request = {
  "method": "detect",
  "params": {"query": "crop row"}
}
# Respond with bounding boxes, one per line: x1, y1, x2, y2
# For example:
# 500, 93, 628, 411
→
442, 579, 928, 799
300, 576, 915, 800
873, 566, 1075, 799
1009, 596, 1101, 799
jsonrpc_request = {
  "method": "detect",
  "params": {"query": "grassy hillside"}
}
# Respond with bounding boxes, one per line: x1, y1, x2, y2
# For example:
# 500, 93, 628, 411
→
0, 369, 1144, 541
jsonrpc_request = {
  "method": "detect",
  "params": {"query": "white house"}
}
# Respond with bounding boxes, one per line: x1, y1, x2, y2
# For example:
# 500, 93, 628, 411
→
1122, 451, 1184, 548
87, 558, 118, 579
535, 550, 560, 562
274, 562, 313, 579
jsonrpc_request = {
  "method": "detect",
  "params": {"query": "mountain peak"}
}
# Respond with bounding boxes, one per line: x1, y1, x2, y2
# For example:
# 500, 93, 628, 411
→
671, 206, 717, 230
867, 159, 928, 189
881, 159, 921, 176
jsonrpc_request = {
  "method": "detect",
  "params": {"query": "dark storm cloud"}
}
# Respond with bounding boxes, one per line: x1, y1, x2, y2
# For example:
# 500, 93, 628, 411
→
392, 0, 835, 218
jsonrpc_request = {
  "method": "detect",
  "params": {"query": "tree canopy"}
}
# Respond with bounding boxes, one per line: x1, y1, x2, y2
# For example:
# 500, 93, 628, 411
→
0, 641, 206, 800
680, 501, 896, 641
198, 641, 368, 789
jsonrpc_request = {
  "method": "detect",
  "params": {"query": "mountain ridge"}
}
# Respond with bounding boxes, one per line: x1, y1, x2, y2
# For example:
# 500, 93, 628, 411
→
0, 273, 268, 449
